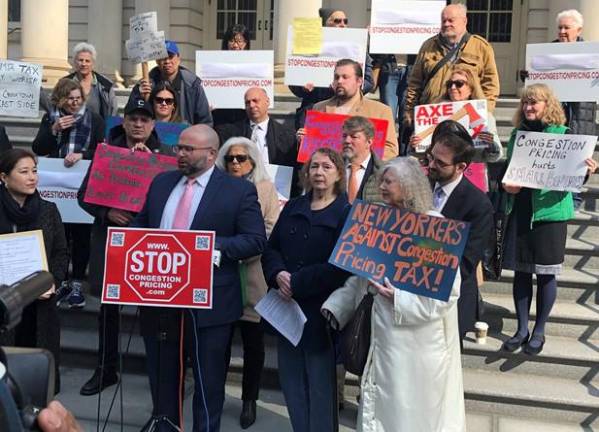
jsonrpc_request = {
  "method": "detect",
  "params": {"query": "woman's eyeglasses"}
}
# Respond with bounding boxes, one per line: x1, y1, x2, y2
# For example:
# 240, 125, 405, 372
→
445, 80, 467, 89
332, 18, 349, 25
224, 154, 249, 163
155, 97, 175, 106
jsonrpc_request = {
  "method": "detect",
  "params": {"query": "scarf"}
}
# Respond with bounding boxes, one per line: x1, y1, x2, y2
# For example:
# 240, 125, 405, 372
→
50, 105, 92, 157
520, 119, 546, 132
0, 185, 41, 234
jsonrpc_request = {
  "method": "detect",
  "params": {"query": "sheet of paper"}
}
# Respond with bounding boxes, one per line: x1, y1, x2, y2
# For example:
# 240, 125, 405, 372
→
292, 18, 323, 55
375, 9, 439, 25
255, 289, 307, 347
0, 230, 48, 286
200, 63, 271, 79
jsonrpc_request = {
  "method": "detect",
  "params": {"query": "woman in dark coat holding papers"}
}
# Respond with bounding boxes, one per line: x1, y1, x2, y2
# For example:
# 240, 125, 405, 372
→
501, 84, 597, 355
322, 157, 465, 432
261, 148, 350, 432
0, 149, 68, 392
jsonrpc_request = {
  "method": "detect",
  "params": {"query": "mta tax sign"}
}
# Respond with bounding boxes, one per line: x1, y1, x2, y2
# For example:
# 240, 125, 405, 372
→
102, 228, 215, 309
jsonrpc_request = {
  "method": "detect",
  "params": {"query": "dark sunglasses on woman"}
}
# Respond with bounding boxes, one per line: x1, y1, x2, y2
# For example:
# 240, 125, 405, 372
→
225, 154, 249, 163
333, 18, 349, 25
155, 97, 175, 106
445, 80, 467, 89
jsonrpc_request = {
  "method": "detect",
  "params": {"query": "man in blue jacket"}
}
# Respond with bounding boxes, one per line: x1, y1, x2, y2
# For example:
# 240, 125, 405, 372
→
132, 124, 266, 431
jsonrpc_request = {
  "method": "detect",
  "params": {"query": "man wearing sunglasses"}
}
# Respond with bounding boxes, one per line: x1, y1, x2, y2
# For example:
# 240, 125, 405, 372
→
128, 40, 213, 126
427, 123, 493, 345
404, 3, 499, 130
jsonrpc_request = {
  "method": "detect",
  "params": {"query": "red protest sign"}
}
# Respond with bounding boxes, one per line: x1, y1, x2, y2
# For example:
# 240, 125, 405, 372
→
102, 228, 215, 309
83, 144, 177, 212
298, 111, 388, 163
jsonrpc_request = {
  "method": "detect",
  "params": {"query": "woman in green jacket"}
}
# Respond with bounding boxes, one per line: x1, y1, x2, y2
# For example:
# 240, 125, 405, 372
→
501, 84, 597, 355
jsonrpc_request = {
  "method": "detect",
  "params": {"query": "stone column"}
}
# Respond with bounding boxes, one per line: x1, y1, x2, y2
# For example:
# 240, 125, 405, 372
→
21, 0, 71, 85
88, 0, 123, 81
273, 0, 322, 93
0, 0, 7, 59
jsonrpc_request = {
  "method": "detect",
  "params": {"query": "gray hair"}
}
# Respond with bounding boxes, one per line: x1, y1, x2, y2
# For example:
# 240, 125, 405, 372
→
216, 136, 271, 184
556, 9, 583, 28
72, 42, 97, 62
444, 3, 468, 17
379, 157, 432, 214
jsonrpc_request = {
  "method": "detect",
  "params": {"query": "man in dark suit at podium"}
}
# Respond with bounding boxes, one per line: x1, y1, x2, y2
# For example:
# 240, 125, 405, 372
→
132, 124, 266, 431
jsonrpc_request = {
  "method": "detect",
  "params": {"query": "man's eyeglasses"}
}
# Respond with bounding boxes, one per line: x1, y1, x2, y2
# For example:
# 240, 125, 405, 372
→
445, 79, 467, 89
333, 18, 349, 25
174, 144, 213, 153
426, 153, 454, 168
154, 97, 175, 106
224, 154, 250, 163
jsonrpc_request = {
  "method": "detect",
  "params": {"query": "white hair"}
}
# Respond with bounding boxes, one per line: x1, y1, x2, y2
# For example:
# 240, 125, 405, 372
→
216, 136, 271, 184
72, 42, 97, 62
443, 3, 468, 17
556, 9, 583, 28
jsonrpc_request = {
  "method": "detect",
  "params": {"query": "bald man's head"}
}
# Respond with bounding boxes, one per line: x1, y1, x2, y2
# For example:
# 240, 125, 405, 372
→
244, 87, 270, 123
176, 124, 218, 177
441, 4, 468, 43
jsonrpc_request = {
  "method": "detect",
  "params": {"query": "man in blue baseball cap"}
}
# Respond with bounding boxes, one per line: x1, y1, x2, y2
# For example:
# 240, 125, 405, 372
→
129, 39, 213, 126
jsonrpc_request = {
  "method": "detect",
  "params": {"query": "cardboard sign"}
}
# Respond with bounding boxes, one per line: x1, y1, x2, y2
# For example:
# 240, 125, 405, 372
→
525, 42, 599, 102
37, 158, 93, 224
299, 111, 387, 163
0, 60, 42, 117
105, 117, 188, 146
369, 0, 444, 54
196, 50, 274, 109
329, 200, 470, 302
125, 11, 167, 63
284, 26, 368, 88
83, 144, 177, 212
102, 228, 215, 309
414, 99, 488, 152
503, 131, 597, 192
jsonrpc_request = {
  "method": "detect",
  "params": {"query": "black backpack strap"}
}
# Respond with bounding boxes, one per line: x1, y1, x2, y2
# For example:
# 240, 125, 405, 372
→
422, 33, 471, 91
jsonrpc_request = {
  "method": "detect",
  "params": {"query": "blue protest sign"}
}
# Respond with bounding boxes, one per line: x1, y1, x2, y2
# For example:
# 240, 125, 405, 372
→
329, 200, 470, 302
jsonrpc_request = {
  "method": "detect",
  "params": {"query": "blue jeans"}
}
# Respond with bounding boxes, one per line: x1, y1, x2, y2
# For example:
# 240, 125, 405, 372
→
277, 336, 337, 432
379, 65, 410, 123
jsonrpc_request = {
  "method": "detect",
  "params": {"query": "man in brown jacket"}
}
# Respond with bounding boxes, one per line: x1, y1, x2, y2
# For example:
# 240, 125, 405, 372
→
404, 3, 500, 128
310, 59, 399, 160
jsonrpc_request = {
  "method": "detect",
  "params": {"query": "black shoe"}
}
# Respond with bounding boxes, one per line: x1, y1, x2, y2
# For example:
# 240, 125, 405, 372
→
524, 334, 545, 355
80, 368, 118, 396
240, 400, 256, 429
502, 332, 529, 352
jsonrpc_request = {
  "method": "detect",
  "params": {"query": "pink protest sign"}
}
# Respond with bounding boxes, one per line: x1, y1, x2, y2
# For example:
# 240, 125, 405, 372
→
298, 111, 388, 163
83, 144, 177, 212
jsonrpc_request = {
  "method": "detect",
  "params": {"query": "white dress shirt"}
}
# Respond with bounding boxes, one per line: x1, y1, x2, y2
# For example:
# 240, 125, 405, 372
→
433, 174, 463, 212
250, 118, 270, 164
160, 166, 215, 229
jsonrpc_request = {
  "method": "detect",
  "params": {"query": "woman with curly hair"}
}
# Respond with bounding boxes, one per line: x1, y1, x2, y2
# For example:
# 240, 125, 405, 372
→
501, 84, 597, 355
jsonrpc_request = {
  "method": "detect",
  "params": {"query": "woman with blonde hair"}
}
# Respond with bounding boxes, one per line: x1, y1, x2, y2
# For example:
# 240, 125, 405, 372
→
502, 84, 597, 355
410, 63, 502, 173
322, 157, 465, 432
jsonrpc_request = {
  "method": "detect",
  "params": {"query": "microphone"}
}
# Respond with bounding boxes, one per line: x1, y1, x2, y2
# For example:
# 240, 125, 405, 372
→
0, 271, 54, 332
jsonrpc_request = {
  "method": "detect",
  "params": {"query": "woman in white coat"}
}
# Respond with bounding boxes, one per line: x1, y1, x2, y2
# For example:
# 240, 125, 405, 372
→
322, 157, 465, 432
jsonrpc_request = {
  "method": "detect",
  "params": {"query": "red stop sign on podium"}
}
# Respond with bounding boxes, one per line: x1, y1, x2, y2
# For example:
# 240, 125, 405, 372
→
102, 227, 215, 309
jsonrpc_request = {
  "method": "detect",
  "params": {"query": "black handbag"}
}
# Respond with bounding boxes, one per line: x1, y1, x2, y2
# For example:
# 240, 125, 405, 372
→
339, 292, 374, 376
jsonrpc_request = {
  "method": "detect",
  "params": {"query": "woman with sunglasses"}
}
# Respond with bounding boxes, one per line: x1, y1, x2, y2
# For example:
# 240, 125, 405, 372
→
212, 24, 253, 128
410, 65, 502, 173
149, 81, 182, 124
501, 84, 597, 355
215, 136, 280, 429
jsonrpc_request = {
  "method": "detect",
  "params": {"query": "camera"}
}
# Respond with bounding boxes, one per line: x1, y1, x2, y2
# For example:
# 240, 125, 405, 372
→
0, 271, 56, 431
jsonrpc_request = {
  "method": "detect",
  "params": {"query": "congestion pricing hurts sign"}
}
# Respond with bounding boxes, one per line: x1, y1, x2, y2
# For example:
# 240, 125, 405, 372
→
83, 144, 177, 212
503, 131, 597, 193
299, 111, 388, 163
102, 228, 215, 309
329, 200, 470, 302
